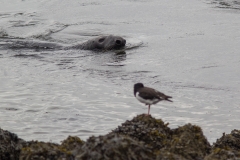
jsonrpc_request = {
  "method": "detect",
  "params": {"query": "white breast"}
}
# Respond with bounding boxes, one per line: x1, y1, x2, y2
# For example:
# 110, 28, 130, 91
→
136, 92, 160, 105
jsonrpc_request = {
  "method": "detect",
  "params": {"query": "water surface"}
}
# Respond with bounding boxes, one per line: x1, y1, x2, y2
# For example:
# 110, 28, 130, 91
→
0, 0, 240, 143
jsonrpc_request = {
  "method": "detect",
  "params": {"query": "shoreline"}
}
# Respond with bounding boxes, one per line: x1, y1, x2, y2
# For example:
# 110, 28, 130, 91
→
1, 114, 240, 159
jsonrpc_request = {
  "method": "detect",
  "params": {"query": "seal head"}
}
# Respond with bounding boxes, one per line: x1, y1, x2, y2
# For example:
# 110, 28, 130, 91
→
79, 35, 126, 50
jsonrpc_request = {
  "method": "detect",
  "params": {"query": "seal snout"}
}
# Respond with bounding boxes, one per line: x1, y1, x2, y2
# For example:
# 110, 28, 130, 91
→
115, 39, 126, 47
123, 39, 126, 45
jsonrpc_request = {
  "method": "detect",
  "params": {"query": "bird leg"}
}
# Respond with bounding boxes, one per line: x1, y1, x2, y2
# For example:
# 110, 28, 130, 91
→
147, 105, 151, 115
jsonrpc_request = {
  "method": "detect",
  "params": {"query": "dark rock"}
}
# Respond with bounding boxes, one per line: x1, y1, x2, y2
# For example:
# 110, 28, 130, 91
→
2, 115, 240, 160
156, 151, 187, 160
0, 128, 26, 160
76, 133, 155, 160
112, 114, 172, 151
204, 148, 240, 160
205, 129, 240, 160
60, 136, 85, 156
112, 115, 211, 160
213, 130, 240, 151
164, 124, 211, 160
20, 141, 74, 160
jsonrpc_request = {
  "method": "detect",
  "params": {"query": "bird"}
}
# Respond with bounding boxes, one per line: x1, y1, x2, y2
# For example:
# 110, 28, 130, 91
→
133, 83, 172, 115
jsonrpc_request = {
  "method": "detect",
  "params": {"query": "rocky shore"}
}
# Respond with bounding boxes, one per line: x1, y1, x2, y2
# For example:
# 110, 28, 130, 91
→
1, 114, 240, 160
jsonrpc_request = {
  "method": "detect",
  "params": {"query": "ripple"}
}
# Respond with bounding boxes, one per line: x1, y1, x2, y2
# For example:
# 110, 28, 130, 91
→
25, 109, 40, 113
33, 131, 49, 134
105, 62, 125, 66
13, 53, 43, 59
5, 107, 18, 111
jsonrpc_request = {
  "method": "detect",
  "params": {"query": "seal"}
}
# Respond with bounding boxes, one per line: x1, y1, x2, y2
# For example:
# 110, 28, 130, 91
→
3, 35, 126, 51
69, 35, 126, 50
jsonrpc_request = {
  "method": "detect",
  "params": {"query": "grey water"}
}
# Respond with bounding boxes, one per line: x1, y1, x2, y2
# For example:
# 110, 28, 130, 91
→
0, 0, 240, 144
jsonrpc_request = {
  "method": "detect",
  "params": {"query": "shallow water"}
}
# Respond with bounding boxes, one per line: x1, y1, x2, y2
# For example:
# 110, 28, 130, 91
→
0, 0, 240, 144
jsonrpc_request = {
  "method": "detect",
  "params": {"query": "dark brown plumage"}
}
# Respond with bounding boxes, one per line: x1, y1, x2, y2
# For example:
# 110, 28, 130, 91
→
134, 83, 172, 115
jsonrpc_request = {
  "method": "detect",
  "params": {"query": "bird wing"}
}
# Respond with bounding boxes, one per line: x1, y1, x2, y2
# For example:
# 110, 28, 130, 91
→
139, 87, 172, 101
138, 90, 156, 100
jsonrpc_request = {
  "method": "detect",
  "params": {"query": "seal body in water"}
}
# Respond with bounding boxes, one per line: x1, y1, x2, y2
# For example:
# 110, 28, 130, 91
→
3, 35, 126, 51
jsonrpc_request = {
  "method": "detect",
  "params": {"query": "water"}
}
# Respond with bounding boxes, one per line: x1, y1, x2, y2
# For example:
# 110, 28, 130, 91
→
0, 0, 240, 144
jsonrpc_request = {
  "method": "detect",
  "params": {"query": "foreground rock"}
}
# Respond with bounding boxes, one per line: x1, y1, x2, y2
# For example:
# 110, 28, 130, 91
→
205, 129, 240, 160
1, 114, 240, 159
112, 114, 172, 151
20, 136, 84, 160
0, 128, 26, 160
77, 133, 155, 160
165, 124, 211, 159
112, 115, 211, 160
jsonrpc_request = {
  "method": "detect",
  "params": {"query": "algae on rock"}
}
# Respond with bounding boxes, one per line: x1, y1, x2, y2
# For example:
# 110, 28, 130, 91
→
20, 141, 75, 160
0, 128, 26, 160
205, 129, 240, 160
1, 114, 240, 160
76, 133, 156, 160
60, 136, 85, 156
112, 114, 211, 160
112, 114, 172, 151
164, 124, 211, 160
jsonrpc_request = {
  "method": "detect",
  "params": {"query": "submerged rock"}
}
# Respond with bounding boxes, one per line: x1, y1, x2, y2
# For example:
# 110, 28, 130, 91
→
0, 128, 26, 160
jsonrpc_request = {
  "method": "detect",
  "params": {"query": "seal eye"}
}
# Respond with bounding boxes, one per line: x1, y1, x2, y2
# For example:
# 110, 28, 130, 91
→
99, 38, 105, 43
115, 40, 121, 45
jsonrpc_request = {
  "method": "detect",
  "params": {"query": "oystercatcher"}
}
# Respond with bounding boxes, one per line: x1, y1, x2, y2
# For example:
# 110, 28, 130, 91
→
134, 83, 172, 115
